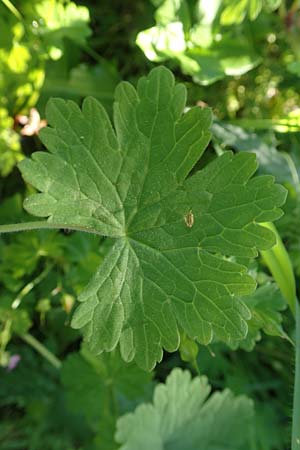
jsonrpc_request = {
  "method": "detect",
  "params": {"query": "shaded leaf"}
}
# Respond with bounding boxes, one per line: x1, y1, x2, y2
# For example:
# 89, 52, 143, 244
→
212, 121, 294, 185
61, 347, 152, 449
235, 283, 289, 351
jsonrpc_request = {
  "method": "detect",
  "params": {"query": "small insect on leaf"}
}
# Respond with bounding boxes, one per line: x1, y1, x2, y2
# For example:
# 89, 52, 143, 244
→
184, 209, 194, 228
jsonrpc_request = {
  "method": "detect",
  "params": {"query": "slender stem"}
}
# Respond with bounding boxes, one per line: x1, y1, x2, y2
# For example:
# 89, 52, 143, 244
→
21, 333, 62, 370
279, 0, 287, 19
81, 42, 118, 76
108, 381, 119, 420
259, 224, 299, 448
283, 153, 300, 192
260, 223, 296, 317
0, 320, 12, 364
229, 118, 300, 132
1, 0, 23, 21
292, 299, 300, 450
290, 0, 300, 15
0, 221, 103, 236
12, 263, 53, 309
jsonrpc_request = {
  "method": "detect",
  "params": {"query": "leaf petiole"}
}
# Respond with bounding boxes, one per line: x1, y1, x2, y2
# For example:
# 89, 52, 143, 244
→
12, 263, 53, 309
20, 333, 62, 370
0, 221, 102, 236
260, 223, 299, 449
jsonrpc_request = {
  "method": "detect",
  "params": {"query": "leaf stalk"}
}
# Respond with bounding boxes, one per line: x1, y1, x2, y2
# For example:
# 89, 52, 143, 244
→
260, 223, 299, 449
21, 333, 62, 370
0, 221, 103, 236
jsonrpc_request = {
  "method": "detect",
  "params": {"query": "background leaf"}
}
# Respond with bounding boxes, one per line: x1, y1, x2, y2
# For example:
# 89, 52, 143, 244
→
116, 368, 254, 450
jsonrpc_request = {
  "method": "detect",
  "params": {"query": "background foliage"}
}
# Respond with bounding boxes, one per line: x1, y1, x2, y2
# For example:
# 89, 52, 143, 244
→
1, 0, 300, 449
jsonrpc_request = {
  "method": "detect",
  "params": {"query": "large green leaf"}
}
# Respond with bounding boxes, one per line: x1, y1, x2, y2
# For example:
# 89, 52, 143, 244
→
18, 66, 286, 370
115, 368, 254, 449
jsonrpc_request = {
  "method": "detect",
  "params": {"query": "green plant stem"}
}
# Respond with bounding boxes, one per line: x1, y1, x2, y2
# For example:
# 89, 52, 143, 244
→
283, 153, 300, 191
0, 320, 12, 363
108, 381, 118, 420
279, 0, 287, 18
0, 221, 103, 236
260, 223, 296, 316
21, 333, 62, 370
229, 118, 300, 132
12, 263, 53, 309
1, 0, 23, 21
260, 223, 300, 448
292, 299, 300, 450
290, 0, 300, 14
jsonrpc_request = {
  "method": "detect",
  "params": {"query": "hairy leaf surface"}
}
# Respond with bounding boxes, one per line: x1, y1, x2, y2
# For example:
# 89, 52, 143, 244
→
19, 66, 286, 369
115, 368, 254, 449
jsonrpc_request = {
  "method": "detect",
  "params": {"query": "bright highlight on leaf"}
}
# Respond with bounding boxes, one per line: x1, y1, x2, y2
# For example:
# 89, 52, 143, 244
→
221, 0, 282, 25
18, 66, 287, 370
115, 368, 254, 450
136, 0, 261, 85
35, 0, 91, 59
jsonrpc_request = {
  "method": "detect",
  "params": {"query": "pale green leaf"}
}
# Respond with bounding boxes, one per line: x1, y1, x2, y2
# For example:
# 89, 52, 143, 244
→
18, 66, 286, 370
221, 0, 249, 25
115, 368, 254, 450
220, 0, 276, 25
